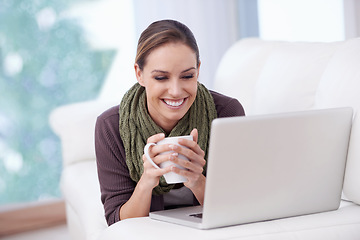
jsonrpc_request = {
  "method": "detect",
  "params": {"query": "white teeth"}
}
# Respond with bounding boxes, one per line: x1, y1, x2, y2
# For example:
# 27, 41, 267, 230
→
164, 99, 184, 107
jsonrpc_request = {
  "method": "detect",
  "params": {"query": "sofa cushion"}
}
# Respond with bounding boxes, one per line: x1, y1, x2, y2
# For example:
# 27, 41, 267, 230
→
99, 201, 360, 240
314, 38, 360, 205
251, 42, 340, 115
213, 38, 281, 115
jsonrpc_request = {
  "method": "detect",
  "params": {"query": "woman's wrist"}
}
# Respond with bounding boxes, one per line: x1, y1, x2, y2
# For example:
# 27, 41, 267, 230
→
188, 175, 206, 205
137, 175, 156, 194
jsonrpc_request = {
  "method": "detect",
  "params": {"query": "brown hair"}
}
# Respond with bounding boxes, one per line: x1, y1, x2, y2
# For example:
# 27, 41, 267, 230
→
135, 20, 200, 70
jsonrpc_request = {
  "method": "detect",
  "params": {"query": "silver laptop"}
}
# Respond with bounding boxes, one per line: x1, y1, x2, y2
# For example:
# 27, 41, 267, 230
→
149, 107, 353, 229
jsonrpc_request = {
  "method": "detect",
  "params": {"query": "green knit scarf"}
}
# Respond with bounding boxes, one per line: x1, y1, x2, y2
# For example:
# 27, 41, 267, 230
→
119, 82, 217, 195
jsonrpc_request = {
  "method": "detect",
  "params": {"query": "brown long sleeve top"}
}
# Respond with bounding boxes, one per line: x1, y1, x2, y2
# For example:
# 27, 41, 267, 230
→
95, 90, 245, 226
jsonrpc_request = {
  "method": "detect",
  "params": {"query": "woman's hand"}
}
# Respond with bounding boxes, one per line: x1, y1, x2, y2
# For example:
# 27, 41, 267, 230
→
169, 128, 206, 204
140, 133, 172, 190
120, 132, 173, 220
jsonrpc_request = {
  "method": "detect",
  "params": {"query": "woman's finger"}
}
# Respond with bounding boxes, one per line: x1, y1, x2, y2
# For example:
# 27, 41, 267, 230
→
170, 143, 205, 166
172, 156, 204, 173
147, 133, 165, 143
143, 154, 172, 176
190, 128, 198, 143
177, 131, 205, 157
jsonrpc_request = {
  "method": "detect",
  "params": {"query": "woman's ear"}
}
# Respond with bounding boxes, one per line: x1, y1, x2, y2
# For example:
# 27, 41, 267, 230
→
196, 61, 201, 78
134, 63, 145, 86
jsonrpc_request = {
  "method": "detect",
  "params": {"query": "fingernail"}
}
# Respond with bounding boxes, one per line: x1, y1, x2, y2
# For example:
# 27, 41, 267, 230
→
170, 152, 178, 161
171, 152, 178, 157
169, 144, 178, 150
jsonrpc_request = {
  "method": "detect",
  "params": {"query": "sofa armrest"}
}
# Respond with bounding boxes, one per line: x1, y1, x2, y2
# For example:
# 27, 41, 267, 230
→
61, 161, 107, 240
49, 100, 118, 167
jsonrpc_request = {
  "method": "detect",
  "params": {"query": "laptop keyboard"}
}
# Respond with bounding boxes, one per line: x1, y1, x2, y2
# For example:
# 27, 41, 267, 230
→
189, 213, 203, 219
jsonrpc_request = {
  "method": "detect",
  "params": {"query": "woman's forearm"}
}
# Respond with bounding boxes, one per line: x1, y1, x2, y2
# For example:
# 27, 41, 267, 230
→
119, 178, 153, 220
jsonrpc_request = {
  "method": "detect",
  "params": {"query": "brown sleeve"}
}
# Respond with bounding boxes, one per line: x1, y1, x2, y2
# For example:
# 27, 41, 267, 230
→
210, 90, 246, 118
95, 106, 136, 226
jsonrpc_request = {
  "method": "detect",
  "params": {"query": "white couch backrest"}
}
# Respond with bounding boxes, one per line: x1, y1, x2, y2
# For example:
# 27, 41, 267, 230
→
213, 38, 281, 114
213, 39, 340, 116
314, 38, 360, 205
251, 41, 340, 115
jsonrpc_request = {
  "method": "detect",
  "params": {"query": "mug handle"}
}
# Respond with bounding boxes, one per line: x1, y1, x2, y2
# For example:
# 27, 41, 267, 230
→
144, 143, 160, 169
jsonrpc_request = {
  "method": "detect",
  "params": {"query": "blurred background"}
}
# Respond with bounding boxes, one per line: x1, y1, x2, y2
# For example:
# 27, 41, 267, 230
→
0, 0, 359, 207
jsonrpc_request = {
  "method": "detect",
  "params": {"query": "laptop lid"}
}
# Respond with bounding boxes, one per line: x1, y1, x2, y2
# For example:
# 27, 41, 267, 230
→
150, 107, 353, 229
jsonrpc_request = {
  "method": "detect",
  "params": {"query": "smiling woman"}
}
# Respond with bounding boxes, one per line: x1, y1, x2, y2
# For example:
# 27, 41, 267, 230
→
95, 19, 245, 226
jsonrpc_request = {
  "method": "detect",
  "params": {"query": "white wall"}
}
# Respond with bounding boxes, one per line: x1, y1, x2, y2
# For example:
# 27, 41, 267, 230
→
258, 0, 345, 42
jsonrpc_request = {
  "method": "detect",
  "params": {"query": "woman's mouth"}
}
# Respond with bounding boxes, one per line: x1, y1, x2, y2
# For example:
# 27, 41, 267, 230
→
163, 98, 186, 107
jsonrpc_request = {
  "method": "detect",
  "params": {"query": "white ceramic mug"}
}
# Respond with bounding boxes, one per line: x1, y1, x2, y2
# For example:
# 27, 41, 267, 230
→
144, 135, 193, 184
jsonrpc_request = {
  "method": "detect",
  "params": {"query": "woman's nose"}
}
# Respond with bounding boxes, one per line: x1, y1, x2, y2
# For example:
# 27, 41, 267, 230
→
168, 80, 182, 97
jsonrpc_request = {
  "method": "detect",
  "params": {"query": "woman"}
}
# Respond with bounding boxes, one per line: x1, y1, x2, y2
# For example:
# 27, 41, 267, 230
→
95, 19, 245, 226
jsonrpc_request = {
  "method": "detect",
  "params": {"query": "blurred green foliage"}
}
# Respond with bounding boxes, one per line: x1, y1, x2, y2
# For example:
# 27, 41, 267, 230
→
0, 0, 115, 203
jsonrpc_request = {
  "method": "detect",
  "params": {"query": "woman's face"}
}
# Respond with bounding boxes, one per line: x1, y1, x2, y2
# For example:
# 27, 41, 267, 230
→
135, 42, 199, 132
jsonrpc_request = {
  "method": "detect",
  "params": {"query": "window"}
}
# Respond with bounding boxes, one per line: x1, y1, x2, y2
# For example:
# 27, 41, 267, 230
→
0, 0, 118, 205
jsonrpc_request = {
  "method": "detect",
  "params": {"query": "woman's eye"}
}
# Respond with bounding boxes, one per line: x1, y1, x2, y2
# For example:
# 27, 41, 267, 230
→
154, 76, 168, 80
182, 74, 194, 79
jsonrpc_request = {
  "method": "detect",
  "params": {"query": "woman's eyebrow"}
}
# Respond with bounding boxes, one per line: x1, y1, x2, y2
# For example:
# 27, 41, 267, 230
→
151, 70, 168, 73
181, 67, 196, 73
151, 67, 195, 74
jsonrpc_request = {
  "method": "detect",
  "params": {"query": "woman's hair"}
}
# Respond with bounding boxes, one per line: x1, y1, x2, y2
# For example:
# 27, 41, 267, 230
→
135, 19, 200, 70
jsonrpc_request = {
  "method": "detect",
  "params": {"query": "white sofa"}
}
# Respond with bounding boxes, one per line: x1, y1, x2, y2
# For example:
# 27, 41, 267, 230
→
49, 38, 360, 240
